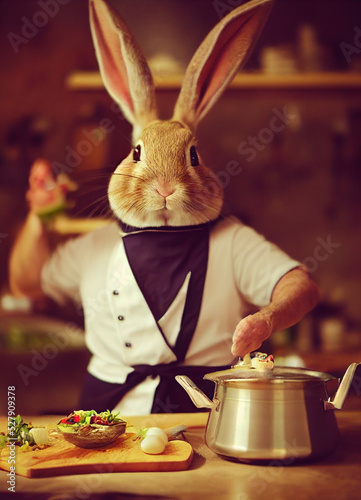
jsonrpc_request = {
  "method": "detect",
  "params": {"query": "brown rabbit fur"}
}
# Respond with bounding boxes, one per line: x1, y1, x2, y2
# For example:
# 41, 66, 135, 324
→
108, 120, 223, 228
90, 0, 274, 228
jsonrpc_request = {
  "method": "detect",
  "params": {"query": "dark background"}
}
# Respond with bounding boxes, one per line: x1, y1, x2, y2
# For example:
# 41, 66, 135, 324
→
0, 0, 360, 413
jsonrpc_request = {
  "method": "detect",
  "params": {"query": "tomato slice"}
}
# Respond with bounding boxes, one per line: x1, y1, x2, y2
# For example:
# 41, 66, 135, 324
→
90, 415, 108, 425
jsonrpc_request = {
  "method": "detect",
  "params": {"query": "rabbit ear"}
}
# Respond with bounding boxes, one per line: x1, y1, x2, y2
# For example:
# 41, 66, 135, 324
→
173, 0, 274, 131
89, 0, 158, 141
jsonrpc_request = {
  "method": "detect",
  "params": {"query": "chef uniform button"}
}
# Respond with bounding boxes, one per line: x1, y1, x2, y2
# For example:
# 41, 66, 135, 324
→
125, 342, 132, 348
113, 290, 119, 295
117, 315, 125, 321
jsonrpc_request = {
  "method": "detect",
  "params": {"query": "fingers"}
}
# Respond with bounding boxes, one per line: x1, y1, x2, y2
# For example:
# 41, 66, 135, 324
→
26, 158, 62, 214
231, 312, 273, 358
28, 158, 55, 190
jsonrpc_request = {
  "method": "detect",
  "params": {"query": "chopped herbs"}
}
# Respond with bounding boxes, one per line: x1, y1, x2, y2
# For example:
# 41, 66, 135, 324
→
0, 415, 36, 448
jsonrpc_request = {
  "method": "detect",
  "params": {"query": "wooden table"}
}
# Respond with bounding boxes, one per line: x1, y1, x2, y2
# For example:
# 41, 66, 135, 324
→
1, 411, 360, 500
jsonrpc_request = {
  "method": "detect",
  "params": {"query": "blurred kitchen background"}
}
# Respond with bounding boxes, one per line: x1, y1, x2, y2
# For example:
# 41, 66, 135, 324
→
0, 0, 360, 414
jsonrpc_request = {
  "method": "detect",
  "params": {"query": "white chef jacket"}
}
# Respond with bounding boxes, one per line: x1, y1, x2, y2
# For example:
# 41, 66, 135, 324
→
41, 216, 300, 415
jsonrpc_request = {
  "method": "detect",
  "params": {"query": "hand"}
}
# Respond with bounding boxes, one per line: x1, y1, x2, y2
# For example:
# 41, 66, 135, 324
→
231, 267, 321, 359
231, 309, 274, 358
26, 158, 76, 216
26, 158, 63, 213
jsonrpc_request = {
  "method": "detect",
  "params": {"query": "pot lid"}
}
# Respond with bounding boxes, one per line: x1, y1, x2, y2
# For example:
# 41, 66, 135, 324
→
203, 366, 336, 384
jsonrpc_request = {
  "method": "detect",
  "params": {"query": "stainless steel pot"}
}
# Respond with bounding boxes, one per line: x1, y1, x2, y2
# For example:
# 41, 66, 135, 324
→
176, 362, 360, 463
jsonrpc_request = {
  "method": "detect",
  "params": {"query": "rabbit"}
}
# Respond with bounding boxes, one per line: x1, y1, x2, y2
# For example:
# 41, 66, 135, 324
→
11, 0, 321, 415
89, 0, 274, 229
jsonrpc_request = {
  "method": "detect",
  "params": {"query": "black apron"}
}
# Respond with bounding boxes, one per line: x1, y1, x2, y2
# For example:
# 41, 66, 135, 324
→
79, 219, 229, 413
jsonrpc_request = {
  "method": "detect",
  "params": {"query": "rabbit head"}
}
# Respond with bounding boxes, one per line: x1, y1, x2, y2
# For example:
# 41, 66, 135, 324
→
90, 0, 273, 227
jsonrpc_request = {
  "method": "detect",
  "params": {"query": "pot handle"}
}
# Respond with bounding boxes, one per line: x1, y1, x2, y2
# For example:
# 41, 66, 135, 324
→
324, 362, 360, 411
175, 375, 215, 409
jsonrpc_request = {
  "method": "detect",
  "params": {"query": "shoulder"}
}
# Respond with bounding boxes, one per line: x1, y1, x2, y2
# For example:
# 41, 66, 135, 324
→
210, 216, 260, 242
211, 215, 299, 266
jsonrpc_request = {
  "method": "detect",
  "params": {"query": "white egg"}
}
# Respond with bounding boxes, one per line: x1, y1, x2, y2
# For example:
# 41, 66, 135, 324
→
141, 435, 166, 455
145, 427, 168, 445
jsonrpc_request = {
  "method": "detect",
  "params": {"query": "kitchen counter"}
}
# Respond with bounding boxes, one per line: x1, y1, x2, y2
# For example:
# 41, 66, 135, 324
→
0, 410, 360, 500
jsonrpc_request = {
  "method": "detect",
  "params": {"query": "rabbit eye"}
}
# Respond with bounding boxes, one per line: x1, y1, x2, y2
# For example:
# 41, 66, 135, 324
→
190, 145, 199, 167
133, 145, 141, 163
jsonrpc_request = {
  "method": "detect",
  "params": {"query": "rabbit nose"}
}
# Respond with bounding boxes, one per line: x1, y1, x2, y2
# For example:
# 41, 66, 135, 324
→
155, 179, 174, 199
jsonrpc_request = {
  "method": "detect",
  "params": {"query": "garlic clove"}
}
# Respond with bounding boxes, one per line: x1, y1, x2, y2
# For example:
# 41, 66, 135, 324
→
141, 435, 166, 455
144, 427, 168, 445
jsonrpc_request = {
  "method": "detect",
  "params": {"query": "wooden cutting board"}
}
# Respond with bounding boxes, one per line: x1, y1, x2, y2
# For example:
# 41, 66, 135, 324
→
0, 431, 193, 478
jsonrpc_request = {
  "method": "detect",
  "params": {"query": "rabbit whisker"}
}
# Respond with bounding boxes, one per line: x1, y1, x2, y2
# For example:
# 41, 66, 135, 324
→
72, 193, 111, 218
179, 201, 212, 225
111, 172, 143, 181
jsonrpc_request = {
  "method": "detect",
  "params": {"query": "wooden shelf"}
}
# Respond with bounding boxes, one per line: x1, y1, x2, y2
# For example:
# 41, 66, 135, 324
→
66, 71, 361, 91
52, 215, 109, 235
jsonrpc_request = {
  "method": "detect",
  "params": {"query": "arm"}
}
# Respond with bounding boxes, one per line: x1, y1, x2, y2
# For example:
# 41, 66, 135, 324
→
231, 266, 321, 357
9, 212, 50, 299
8, 158, 70, 299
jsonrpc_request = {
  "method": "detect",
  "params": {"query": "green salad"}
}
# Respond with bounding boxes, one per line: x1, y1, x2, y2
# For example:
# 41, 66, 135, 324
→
57, 410, 126, 434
